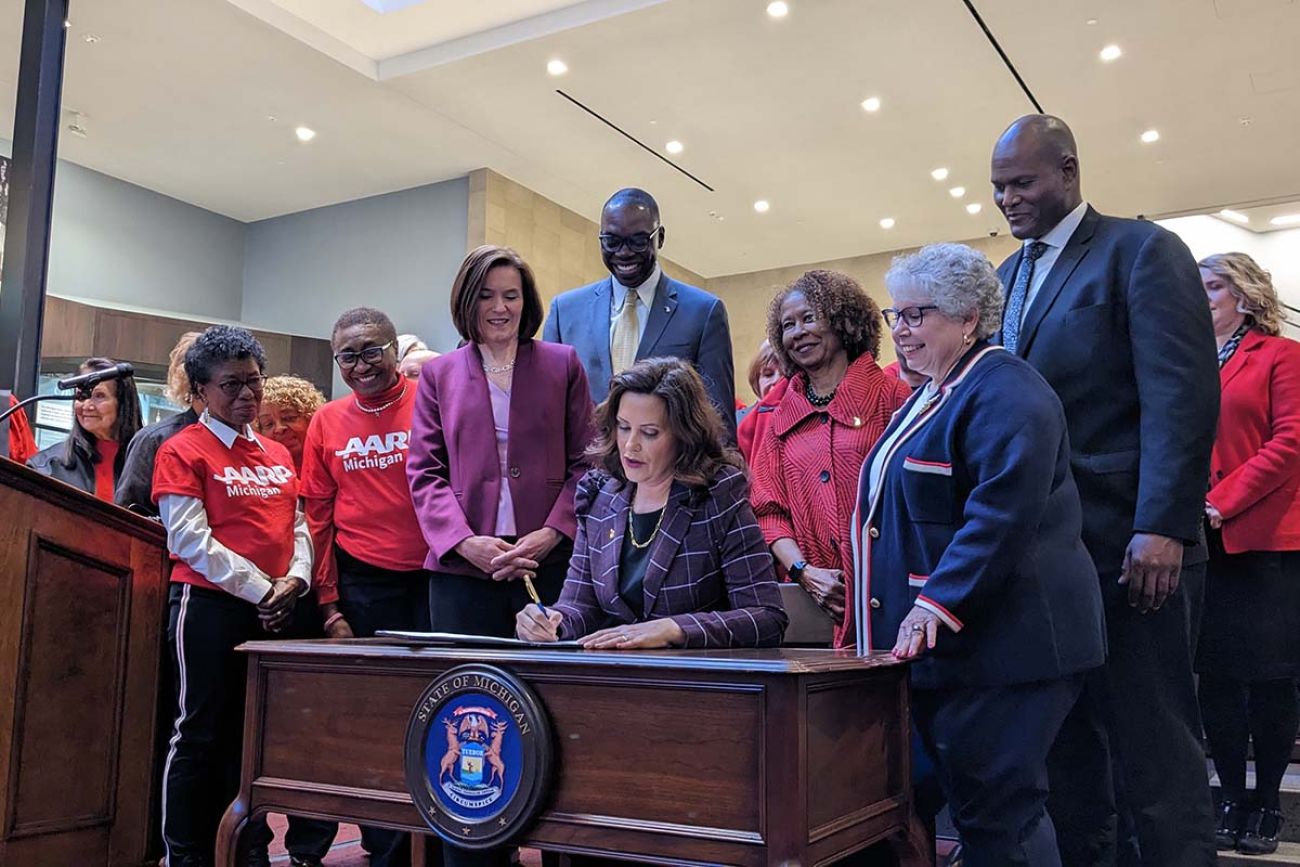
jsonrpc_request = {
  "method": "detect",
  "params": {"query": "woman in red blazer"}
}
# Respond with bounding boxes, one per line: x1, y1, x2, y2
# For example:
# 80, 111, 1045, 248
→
1197, 252, 1300, 856
407, 245, 594, 645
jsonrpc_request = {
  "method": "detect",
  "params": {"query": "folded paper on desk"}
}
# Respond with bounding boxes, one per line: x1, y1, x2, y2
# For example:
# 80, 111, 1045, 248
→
376, 630, 585, 649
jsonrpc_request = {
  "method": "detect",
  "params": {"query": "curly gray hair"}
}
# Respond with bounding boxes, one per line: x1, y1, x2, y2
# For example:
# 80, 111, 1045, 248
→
884, 243, 1004, 340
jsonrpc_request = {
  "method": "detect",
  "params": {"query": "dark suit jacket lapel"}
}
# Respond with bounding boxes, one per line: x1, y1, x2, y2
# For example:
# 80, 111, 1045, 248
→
1220, 329, 1262, 390
1017, 206, 1100, 357
641, 482, 693, 615
637, 273, 678, 359
594, 484, 639, 622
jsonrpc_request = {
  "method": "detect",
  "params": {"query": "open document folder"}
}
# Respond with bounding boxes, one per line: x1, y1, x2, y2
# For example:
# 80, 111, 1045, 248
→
375, 630, 585, 649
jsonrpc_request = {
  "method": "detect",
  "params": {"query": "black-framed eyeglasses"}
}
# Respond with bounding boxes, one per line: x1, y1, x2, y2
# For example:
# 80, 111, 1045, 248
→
333, 341, 394, 369
212, 375, 266, 398
598, 227, 661, 254
882, 306, 939, 328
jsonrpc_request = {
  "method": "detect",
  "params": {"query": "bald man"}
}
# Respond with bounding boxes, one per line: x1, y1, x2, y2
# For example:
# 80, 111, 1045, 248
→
990, 115, 1218, 866
543, 188, 737, 440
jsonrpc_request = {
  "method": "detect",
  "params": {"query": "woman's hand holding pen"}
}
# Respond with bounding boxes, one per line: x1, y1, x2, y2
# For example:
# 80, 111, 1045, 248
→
516, 604, 563, 642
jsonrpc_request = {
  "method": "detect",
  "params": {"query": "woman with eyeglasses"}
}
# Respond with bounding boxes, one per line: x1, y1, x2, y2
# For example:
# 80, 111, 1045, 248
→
151, 326, 313, 867
29, 356, 143, 500
856, 244, 1104, 865
748, 270, 911, 647
294, 308, 432, 867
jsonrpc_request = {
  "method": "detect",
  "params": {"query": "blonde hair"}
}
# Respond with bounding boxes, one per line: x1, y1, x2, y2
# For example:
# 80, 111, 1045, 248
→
1198, 252, 1284, 337
166, 332, 203, 404
257, 375, 326, 428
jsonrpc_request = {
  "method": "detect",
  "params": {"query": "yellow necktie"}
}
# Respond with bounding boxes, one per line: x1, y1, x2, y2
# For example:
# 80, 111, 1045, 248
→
611, 290, 640, 375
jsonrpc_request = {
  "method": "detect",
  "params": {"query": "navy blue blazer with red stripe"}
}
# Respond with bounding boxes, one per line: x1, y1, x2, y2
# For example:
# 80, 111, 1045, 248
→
854, 344, 1105, 689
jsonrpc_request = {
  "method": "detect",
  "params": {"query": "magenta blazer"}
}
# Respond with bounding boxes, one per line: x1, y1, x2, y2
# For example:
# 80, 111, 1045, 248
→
407, 339, 594, 576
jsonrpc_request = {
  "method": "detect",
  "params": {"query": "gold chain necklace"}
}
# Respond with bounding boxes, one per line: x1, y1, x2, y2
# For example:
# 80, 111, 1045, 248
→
626, 506, 665, 550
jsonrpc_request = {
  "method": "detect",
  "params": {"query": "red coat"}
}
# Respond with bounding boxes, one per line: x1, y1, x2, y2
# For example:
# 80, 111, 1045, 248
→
750, 355, 911, 646
1207, 329, 1300, 553
737, 377, 789, 464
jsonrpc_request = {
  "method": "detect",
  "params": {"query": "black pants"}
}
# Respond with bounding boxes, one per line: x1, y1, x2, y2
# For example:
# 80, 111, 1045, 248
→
162, 584, 270, 866
427, 560, 568, 639
913, 675, 1081, 867
336, 545, 432, 866
1046, 564, 1217, 867
1199, 676, 1299, 810
428, 560, 567, 867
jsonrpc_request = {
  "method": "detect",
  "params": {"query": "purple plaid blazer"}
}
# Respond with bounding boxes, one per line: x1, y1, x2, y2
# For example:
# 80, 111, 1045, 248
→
553, 466, 788, 648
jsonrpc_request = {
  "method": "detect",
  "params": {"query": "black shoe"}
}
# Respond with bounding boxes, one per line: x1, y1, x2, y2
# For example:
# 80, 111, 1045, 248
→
244, 850, 271, 867
289, 857, 324, 867
1237, 807, 1283, 856
1215, 800, 1246, 850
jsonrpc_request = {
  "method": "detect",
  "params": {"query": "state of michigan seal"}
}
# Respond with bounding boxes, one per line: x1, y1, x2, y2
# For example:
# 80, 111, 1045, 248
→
404, 664, 553, 849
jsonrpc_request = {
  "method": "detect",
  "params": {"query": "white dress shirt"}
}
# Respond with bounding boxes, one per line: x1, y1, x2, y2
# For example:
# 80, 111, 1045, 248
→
608, 263, 662, 349
158, 412, 312, 605
1015, 200, 1090, 327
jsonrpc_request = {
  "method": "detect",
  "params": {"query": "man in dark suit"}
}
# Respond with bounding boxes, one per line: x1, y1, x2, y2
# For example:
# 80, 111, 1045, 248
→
542, 188, 737, 439
990, 114, 1218, 866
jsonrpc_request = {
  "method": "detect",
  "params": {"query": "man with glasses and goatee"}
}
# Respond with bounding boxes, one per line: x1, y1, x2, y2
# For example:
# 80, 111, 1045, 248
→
543, 187, 737, 440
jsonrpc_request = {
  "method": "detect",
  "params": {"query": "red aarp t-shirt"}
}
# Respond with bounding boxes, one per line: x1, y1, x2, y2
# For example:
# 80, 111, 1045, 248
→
152, 423, 300, 593
299, 383, 427, 575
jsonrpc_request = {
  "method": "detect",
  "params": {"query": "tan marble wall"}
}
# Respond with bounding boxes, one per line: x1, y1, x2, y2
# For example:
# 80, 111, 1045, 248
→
466, 168, 706, 307
468, 168, 1020, 403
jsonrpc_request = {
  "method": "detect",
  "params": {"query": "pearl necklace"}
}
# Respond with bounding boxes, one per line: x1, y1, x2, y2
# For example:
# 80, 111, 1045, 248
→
354, 381, 406, 415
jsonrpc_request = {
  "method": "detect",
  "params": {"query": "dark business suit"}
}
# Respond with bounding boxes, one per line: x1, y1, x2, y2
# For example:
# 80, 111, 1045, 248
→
543, 272, 737, 439
406, 339, 594, 637
554, 466, 787, 647
996, 206, 1219, 866
858, 345, 1104, 866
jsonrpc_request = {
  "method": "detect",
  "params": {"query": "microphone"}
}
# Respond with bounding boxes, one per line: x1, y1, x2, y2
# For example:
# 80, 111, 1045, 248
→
57, 362, 134, 392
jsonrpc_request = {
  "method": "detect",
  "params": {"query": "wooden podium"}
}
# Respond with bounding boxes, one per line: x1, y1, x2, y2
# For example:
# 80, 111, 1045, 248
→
0, 460, 170, 866
219, 639, 927, 866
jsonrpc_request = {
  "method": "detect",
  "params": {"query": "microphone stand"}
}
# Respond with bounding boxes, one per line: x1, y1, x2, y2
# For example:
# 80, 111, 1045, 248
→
0, 390, 86, 425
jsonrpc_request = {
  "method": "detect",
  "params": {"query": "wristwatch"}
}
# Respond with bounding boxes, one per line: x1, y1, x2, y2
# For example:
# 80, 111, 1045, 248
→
788, 560, 808, 582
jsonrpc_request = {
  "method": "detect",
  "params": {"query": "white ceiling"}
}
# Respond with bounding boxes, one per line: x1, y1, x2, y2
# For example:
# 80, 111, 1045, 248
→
1, 0, 1297, 277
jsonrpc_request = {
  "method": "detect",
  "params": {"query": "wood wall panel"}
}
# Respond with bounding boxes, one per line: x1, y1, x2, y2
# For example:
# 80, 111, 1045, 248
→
37, 297, 332, 391
40, 298, 96, 359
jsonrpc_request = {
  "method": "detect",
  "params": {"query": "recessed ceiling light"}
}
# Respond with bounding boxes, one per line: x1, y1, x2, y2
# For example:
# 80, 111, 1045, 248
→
766, 1, 789, 18
949, 186, 966, 198
1140, 129, 1160, 144
1099, 44, 1122, 62
1086, 17, 1099, 25
930, 167, 949, 181
665, 140, 684, 155
860, 96, 882, 113
753, 200, 770, 214
546, 59, 568, 76
295, 126, 316, 142
83, 33, 100, 44
1218, 209, 1250, 225
1270, 214, 1300, 227
879, 217, 895, 229
966, 203, 982, 215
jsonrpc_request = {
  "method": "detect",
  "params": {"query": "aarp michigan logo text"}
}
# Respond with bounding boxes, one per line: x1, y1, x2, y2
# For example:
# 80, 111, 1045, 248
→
335, 431, 410, 472
213, 464, 293, 499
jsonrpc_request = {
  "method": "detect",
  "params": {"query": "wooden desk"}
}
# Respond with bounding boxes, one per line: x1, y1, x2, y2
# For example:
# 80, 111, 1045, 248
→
218, 641, 927, 867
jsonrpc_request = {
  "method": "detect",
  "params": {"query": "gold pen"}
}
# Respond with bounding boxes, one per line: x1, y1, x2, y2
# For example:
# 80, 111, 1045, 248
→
522, 573, 548, 615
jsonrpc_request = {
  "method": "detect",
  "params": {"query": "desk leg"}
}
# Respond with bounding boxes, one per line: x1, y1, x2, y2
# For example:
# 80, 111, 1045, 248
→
888, 812, 935, 867
215, 796, 253, 867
